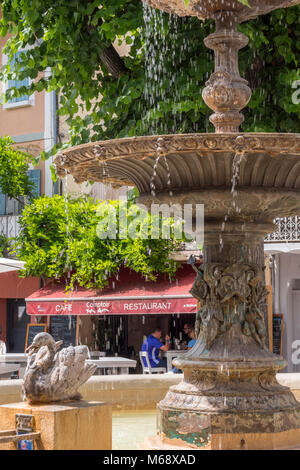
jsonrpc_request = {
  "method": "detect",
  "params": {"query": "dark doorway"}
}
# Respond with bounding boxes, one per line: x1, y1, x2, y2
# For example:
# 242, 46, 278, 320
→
98, 315, 129, 357
6, 299, 29, 352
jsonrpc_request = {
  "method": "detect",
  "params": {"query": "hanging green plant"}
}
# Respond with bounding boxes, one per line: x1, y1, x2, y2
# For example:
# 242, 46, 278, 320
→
0, 136, 35, 202
14, 195, 187, 290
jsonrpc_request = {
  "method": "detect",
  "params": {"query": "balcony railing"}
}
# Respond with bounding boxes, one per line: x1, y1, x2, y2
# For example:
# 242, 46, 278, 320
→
1, 215, 299, 247
265, 216, 300, 243
181, 217, 300, 248
0, 215, 20, 239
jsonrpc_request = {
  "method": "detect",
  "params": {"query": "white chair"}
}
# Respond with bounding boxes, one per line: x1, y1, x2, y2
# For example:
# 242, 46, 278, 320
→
139, 351, 166, 374
0, 340, 6, 355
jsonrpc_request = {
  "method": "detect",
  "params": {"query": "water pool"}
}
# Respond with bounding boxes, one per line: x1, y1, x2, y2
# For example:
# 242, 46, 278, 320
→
112, 411, 157, 450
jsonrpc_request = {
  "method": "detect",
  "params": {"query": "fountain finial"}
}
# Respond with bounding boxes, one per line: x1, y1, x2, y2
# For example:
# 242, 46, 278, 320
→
202, 16, 251, 132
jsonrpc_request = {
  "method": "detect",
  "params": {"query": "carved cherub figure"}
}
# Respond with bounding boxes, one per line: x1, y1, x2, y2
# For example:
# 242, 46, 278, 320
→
189, 266, 207, 302
242, 305, 266, 348
195, 301, 224, 348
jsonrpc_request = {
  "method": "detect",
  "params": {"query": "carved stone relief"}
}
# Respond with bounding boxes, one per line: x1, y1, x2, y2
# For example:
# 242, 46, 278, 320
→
191, 263, 268, 348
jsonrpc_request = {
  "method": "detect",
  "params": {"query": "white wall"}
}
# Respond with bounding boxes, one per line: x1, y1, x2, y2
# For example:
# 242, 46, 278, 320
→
44, 69, 56, 197
276, 252, 300, 371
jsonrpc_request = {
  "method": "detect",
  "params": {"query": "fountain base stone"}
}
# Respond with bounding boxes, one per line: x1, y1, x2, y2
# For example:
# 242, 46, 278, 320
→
151, 370, 300, 449
143, 427, 300, 450
148, 324, 300, 450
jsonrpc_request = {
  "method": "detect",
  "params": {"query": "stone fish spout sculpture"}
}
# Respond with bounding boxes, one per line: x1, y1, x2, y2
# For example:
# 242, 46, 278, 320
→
22, 332, 97, 403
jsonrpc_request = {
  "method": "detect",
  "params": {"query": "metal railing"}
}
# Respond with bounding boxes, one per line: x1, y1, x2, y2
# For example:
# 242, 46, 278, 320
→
0, 215, 20, 239
265, 216, 300, 243
181, 217, 300, 247
1, 215, 299, 246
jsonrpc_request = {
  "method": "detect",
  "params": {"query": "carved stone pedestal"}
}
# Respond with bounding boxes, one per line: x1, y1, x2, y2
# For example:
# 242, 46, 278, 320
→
156, 228, 300, 450
0, 400, 112, 450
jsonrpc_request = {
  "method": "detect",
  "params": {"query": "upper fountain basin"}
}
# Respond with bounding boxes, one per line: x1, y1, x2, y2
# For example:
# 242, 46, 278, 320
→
145, 0, 300, 23
55, 133, 300, 223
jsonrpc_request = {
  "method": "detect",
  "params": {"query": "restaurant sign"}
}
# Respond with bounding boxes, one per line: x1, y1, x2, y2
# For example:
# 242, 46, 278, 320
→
26, 297, 197, 316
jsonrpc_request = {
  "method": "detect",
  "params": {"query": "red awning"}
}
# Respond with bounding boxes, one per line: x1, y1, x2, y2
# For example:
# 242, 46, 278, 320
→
25, 265, 197, 316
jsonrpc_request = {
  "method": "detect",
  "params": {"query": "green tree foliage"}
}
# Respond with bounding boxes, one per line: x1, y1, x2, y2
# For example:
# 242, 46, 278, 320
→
0, 1, 299, 156
0, 136, 35, 201
15, 195, 183, 289
0, 233, 11, 257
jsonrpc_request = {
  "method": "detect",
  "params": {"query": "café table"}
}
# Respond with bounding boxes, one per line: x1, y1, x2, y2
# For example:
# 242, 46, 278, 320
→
161, 349, 187, 372
88, 351, 106, 358
86, 357, 137, 375
0, 363, 20, 379
0, 353, 137, 377
0, 354, 27, 379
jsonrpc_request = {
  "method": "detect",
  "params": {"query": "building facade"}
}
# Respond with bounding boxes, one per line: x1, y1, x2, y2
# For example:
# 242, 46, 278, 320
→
0, 39, 56, 352
265, 216, 300, 372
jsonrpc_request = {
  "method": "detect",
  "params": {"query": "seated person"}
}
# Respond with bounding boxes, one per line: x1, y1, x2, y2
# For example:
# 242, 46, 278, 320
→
170, 326, 196, 374
181, 323, 193, 349
188, 327, 196, 350
141, 327, 170, 369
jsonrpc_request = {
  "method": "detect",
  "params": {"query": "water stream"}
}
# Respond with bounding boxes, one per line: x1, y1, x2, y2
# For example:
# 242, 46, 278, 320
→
219, 150, 246, 251
143, 1, 179, 134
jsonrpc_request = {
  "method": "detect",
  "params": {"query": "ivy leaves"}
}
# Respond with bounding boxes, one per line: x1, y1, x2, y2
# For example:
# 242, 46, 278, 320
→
0, 233, 11, 257
239, 7, 300, 133
0, 1, 299, 154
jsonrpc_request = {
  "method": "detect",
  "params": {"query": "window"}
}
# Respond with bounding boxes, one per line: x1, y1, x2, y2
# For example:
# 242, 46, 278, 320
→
0, 188, 5, 216
0, 169, 41, 216
2, 50, 34, 109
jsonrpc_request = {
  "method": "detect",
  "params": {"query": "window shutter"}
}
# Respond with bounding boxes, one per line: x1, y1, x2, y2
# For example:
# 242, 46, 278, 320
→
0, 188, 6, 216
7, 51, 29, 103
28, 169, 41, 199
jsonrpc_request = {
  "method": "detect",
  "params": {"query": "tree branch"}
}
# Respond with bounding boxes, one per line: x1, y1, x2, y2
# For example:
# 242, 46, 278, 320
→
100, 44, 127, 79
84, 4, 128, 79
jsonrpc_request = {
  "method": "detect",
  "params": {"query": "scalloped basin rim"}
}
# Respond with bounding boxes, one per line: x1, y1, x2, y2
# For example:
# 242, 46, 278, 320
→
54, 133, 300, 217
59, 132, 300, 158
145, 0, 300, 23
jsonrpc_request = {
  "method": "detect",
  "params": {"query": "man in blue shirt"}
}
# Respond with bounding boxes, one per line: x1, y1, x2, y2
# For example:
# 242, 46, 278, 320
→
141, 327, 170, 368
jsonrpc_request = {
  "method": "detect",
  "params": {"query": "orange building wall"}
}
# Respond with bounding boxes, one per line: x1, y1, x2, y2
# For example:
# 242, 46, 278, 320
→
0, 93, 45, 138
0, 38, 45, 138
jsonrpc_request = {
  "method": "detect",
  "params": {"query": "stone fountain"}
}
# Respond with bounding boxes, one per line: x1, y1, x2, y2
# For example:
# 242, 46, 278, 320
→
54, 0, 300, 450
